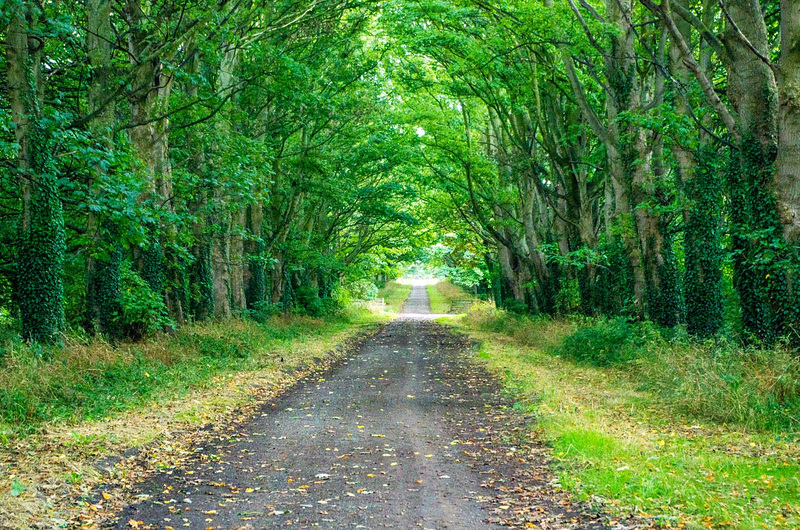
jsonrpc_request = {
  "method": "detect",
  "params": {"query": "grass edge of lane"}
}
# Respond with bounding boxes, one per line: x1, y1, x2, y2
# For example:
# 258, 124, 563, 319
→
426, 280, 473, 314
439, 311, 800, 530
378, 280, 412, 313
0, 309, 388, 529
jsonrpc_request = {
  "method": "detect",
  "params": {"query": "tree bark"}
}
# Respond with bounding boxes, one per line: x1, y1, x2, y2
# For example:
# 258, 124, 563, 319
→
7, 3, 66, 342
86, 0, 123, 338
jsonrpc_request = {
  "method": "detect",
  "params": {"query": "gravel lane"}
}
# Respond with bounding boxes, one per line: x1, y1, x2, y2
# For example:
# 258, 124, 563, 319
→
110, 285, 610, 529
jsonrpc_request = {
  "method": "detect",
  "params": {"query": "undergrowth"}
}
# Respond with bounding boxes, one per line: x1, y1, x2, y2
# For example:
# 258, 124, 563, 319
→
427, 280, 472, 313
455, 305, 800, 529
465, 306, 800, 431
0, 309, 378, 440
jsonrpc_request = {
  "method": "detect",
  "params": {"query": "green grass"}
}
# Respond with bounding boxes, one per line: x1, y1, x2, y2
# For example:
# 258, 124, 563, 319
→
426, 280, 472, 313
451, 307, 800, 530
1, 308, 385, 528
378, 281, 412, 313
0, 309, 381, 440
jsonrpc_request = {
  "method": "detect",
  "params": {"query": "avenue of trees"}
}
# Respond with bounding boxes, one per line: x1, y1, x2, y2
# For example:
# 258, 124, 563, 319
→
1, 0, 419, 342
2, 0, 799, 344
393, 0, 800, 343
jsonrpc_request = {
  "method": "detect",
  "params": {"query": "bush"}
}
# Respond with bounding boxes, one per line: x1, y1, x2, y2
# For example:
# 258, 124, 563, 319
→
555, 278, 581, 314
118, 264, 174, 339
557, 317, 658, 366
295, 285, 340, 317
346, 279, 378, 300
503, 298, 529, 314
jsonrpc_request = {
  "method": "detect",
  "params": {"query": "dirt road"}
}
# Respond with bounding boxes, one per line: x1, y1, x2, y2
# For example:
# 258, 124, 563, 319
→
111, 286, 610, 529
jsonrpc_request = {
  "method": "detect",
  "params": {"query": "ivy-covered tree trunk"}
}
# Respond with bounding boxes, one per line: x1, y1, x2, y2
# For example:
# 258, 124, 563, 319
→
668, 3, 723, 336
184, 47, 214, 321
86, 0, 123, 338
607, 0, 678, 325
723, 0, 790, 341
230, 207, 247, 311
684, 147, 724, 336
7, 4, 66, 342
246, 201, 266, 309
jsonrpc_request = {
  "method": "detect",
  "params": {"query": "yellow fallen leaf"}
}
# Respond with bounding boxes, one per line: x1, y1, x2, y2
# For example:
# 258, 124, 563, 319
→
102, 492, 111, 500
245, 488, 254, 493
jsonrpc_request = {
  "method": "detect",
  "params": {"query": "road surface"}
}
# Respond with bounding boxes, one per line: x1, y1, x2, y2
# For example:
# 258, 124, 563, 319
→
111, 285, 610, 529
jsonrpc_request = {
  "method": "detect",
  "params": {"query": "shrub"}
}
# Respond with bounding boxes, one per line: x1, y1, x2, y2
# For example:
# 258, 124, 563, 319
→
555, 278, 581, 315
118, 264, 175, 339
346, 279, 378, 300
557, 317, 658, 366
295, 285, 340, 317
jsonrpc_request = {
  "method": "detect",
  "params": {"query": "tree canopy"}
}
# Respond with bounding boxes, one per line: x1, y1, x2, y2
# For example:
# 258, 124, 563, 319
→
2, 0, 799, 343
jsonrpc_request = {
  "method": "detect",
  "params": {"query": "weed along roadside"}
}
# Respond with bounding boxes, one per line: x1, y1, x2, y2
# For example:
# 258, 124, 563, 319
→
0, 311, 386, 528
443, 306, 800, 530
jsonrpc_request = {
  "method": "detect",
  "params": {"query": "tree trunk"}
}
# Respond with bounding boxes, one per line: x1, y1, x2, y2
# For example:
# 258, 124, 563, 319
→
7, 4, 66, 342
230, 207, 247, 310
669, 2, 723, 335
777, 2, 800, 245
246, 201, 266, 309
270, 255, 286, 305
86, 0, 123, 338
213, 213, 232, 318
723, 0, 789, 340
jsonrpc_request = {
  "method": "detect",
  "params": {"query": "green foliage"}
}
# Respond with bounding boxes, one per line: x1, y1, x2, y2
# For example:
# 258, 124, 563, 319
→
554, 278, 582, 315
557, 317, 658, 366
346, 279, 379, 300
684, 146, 724, 336
16, 124, 66, 344
294, 285, 340, 317
118, 264, 174, 339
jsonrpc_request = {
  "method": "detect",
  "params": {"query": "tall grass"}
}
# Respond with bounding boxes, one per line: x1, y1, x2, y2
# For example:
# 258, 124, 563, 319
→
0, 311, 372, 439
464, 305, 800, 431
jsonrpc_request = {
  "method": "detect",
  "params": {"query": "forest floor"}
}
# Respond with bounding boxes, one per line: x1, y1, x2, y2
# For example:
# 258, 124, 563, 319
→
97, 285, 631, 529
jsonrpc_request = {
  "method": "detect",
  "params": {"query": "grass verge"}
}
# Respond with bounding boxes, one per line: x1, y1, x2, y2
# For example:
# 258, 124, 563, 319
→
378, 281, 412, 313
0, 309, 384, 528
426, 280, 472, 313
446, 306, 800, 530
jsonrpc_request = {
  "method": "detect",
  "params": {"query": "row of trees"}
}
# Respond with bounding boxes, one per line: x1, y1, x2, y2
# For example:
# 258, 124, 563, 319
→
388, 0, 800, 341
1, 0, 418, 342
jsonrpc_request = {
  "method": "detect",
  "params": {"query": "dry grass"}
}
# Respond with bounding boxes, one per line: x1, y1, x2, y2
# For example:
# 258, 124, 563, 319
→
448, 309, 800, 529
0, 312, 380, 528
